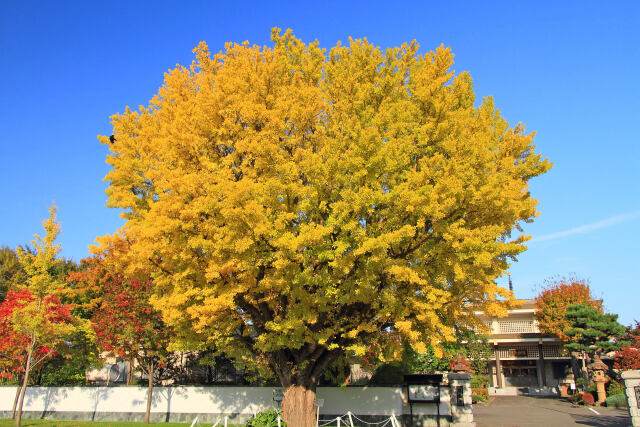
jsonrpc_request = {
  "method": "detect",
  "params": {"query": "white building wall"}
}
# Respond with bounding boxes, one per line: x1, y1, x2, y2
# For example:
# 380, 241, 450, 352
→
0, 386, 423, 416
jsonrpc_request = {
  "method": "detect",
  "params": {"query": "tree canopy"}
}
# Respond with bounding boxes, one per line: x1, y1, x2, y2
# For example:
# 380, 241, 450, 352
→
614, 345, 640, 370
90, 252, 169, 424
613, 321, 639, 369
0, 246, 26, 302
10, 205, 77, 426
99, 29, 551, 426
534, 276, 602, 342
564, 304, 627, 356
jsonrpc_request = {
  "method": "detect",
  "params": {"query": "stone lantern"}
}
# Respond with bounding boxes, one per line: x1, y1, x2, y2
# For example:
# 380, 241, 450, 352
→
588, 354, 609, 405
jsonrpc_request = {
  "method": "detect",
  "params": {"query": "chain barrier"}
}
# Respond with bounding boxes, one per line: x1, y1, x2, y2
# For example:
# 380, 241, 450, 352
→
191, 414, 283, 427
191, 410, 399, 427
317, 411, 400, 427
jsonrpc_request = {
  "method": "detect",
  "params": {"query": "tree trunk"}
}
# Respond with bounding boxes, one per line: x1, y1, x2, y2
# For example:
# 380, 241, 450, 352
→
570, 353, 580, 390
281, 384, 317, 427
83, 336, 89, 385
15, 340, 34, 427
273, 347, 340, 427
127, 357, 134, 385
10, 382, 22, 419
145, 362, 154, 424
581, 352, 588, 392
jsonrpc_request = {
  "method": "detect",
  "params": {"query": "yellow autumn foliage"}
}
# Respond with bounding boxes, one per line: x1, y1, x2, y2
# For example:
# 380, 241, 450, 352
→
98, 29, 551, 384
16, 205, 63, 297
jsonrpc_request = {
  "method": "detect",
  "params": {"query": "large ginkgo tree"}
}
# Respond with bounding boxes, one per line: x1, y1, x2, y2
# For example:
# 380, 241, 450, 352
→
98, 29, 551, 426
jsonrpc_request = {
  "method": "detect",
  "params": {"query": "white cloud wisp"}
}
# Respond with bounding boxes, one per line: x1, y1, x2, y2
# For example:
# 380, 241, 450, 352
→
532, 210, 640, 243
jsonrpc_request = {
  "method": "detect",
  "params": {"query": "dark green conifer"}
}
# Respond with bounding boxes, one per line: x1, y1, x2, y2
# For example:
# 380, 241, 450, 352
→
564, 304, 628, 355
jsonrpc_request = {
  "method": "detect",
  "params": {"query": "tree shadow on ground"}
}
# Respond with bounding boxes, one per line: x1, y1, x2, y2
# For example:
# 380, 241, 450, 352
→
572, 413, 631, 427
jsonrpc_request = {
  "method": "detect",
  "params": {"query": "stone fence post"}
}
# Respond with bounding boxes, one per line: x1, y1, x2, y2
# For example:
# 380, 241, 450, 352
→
621, 370, 640, 427
448, 373, 475, 427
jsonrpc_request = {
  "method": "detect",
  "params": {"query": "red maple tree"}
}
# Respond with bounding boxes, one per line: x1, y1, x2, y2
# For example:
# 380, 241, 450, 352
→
614, 346, 640, 370
92, 270, 170, 424
614, 321, 640, 370
0, 291, 30, 381
0, 289, 73, 418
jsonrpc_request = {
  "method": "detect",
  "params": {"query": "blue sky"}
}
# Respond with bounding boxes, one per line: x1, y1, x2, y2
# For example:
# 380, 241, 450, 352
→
1, 1, 638, 325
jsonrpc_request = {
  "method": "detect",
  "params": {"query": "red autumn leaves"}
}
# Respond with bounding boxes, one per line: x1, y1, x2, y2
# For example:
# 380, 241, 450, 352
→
0, 290, 72, 380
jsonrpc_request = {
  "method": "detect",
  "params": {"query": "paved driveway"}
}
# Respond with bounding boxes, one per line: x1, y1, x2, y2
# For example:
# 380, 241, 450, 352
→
474, 396, 631, 427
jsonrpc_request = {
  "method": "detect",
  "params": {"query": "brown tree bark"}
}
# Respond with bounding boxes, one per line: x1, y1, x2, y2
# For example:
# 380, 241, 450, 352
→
127, 357, 134, 385
15, 337, 34, 427
274, 347, 341, 427
282, 384, 317, 427
144, 362, 154, 424
10, 382, 22, 419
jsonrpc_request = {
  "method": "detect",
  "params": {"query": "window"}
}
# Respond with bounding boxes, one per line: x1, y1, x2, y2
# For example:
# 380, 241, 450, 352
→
498, 319, 535, 333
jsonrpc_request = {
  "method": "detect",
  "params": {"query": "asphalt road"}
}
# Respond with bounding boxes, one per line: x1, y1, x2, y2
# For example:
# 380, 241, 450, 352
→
474, 396, 631, 427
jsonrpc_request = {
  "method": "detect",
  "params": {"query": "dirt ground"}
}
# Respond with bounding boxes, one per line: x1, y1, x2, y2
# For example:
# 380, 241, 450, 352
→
473, 396, 631, 427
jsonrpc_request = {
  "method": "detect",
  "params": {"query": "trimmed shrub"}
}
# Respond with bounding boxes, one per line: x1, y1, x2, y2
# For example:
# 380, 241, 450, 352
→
247, 409, 286, 427
471, 374, 490, 388
471, 387, 489, 404
607, 380, 624, 396
580, 392, 595, 405
472, 393, 488, 403
369, 362, 406, 385
605, 393, 628, 408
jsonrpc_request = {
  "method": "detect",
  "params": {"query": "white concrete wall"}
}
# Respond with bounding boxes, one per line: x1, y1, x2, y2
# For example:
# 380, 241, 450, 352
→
621, 370, 640, 426
0, 386, 446, 416
317, 387, 404, 415
0, 387, 275, 415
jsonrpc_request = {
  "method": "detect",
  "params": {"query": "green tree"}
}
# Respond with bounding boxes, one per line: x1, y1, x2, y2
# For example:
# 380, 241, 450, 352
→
403, 330, 492, 375
403, 344, 452, 374
564, 304, 628, 391
0, 246, 26, 302
457, 330, 493, 375
565, 304, 627, 355
98, 29, 551, 426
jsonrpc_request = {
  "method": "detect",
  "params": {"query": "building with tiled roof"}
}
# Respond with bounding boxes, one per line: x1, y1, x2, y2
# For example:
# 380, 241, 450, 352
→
477, 299, 572, 393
